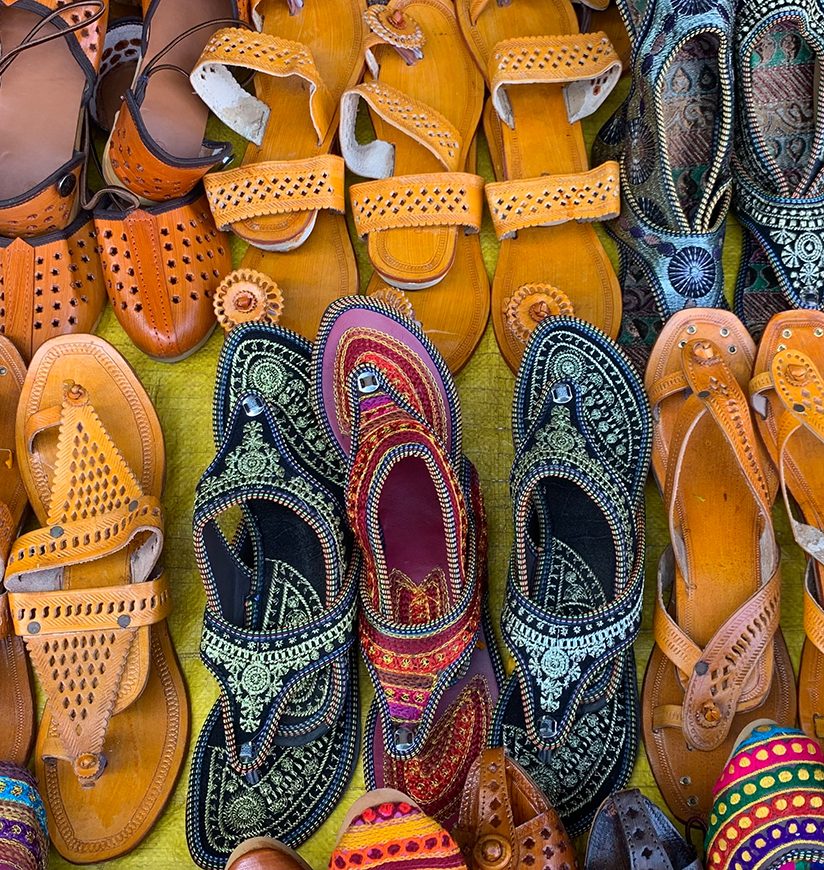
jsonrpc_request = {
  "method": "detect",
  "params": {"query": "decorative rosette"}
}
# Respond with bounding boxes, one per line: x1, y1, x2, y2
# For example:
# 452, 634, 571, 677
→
213, 269, 284, 332
368, 284, 416, 321
503, 284, 574, 343
364, 1, 425, 65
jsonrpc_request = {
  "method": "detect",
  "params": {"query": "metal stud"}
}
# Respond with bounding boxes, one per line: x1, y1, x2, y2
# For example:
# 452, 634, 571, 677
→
783, 329, 793, 338
27, 622, 40, 635
687, 796, 699, 807
815, 328, 823, 337
778, 344, 787, 351
394, 726, 415, 751
719, 327, 730, 337
0, 367, 6, 377
686, 325, 697, 334
678, 339, 686, 348
539, 716, 558, 740
242, 395, 265, 417
117, 615, 131, 628
357, 370, 380, 396
680, 776, 692, 786
49, 526, 64, 538
551, 383, 573, 404
728, 345, 737, 354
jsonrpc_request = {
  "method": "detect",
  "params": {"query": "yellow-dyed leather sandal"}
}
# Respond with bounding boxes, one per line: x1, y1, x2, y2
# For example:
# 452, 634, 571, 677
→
457, 0, 623, 371
338, 0, 490, 372
189, 0, 365, 340
5, 334, 188, 863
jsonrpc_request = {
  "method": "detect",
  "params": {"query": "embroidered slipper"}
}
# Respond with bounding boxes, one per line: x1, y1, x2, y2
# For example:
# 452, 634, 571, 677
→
314, 299, 496, 774
330, 789, 469, 870
733, 0, 824, 318
190, 0, 365, 339
186, 322, 359, 870
5, 333, 188, 863
705, 721, 824, 869
0, 762, 49, 870
363, 454, 503, 829
643, 309, 796, 824
338, 0, 489, 373
592, 0, 733, 364
586, 789, 701, 870
454, 746, 576, 869
456, 0, 623, 372
750, 310, 824, 746
492, 315, 651, 837
0, 337, 34, 767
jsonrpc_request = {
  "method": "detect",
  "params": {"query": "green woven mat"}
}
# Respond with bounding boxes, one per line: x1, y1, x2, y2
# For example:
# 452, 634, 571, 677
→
44, 77, 805, 869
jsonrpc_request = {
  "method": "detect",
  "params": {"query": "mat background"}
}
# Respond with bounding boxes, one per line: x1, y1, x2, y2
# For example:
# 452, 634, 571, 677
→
39, 73, 803, 869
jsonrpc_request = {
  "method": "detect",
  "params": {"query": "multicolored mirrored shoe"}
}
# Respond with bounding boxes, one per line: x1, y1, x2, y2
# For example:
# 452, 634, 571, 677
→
733, 0, 824, 337
593, 0, 734, 368
314, 297, 500, 828
492, 316, 651, 837
187, 322, 359, 869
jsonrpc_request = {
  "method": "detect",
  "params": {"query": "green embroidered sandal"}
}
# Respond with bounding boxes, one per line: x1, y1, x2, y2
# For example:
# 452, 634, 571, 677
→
186, 323, 359, 869
492, 316, 652, 836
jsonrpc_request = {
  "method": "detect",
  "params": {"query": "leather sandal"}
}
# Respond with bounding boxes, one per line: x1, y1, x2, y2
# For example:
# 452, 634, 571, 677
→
457, 0, 623, 372
733, 0, 824, 332
593, 0, 734, 369
586, 789, 701, 870
5, 333, 189, 863
187, 320, 359, 870
0, 337, 34, 767
190, 0, 365, 340
0, 0, 107, 238
750, 310, 824, 746
93, 190, 232, 360
454, 746, 577, 870
90, 15, 143, 133
314, 298, 497, 813
103, 0, 248, 203
493, 315, 650, 837
643, 308, 796, 824
338, 0, 489, 373
225, 837, 311, 870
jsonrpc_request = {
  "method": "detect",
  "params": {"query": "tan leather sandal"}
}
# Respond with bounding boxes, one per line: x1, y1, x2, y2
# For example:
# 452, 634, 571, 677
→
5, 334, 189, 863
750, 310, 824, 747
103, 0, 248, 203
642, 308, 796, 823
0, 337, 34, 767
190, 0, 365, 339
337, 0, 489, 372
457, 0, 623, 371
454, 747, 577, 870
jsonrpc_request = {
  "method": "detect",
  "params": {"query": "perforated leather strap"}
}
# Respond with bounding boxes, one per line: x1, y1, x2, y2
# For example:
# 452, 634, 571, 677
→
804, 564, 824, 656
350, 172, 484, 238
489, 33, 621, 127
485, 162, 620, 239
652, 554, 781, 751
191, 27, 335, 146
203, 155, 345, 231
8, 574, 171, 636
340, 81, 463, 179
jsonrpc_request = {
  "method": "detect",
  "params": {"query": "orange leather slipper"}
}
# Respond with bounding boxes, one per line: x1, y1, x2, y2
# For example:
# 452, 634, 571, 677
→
338, 0, 490, 372
457, 0, 623, 371
642, 309, 796, 823
189, 0, 365, 340
0, 337, 34, 767
4, 334, 188, 863
750, 310, 824, 747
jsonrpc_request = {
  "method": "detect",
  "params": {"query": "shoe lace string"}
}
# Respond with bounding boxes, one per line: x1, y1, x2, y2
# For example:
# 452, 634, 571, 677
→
0, 0, 106, 79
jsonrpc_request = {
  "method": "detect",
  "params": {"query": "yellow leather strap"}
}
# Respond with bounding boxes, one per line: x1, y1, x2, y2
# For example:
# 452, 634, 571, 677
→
651, 704, 683, 732
804, 568, 824, 656
485, 162, 620, 239
191, 28, 335, 146
646, 370, 690, 413
489, 33, 621, 126
9, 574, 171, 637
350, 172, 485, 237
203, 155, 346, 231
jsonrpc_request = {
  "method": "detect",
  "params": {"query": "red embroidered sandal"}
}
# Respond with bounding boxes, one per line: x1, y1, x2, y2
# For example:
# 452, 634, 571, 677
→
314, 297, 500, 827
5, 334, 189, 863
0, 337, 34, 767
338, 0, 490, 373
189, 0, 366, 339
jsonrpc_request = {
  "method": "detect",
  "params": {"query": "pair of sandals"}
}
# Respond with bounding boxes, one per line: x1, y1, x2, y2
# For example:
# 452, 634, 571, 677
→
643, 307, 824, 823
0, 331, 188, 863
188, 296, 503, 869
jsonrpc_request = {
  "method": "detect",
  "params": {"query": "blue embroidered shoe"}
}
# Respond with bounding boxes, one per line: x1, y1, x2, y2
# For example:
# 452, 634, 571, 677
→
185, 324, 359, 870
491, 316, 652, 837
593, 0, 734, 367
733, 0, 824, 336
